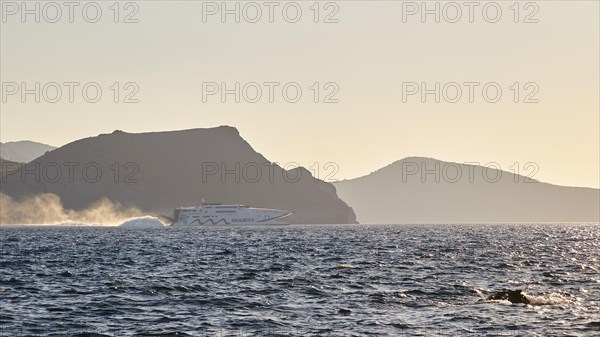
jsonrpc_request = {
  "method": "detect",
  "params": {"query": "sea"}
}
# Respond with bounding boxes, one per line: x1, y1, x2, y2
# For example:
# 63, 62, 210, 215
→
1, 223, 599, 336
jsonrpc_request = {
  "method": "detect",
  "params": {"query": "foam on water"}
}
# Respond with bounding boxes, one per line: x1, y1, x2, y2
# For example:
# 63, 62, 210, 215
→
524, 292, 571, 306
118, 216, 165, 229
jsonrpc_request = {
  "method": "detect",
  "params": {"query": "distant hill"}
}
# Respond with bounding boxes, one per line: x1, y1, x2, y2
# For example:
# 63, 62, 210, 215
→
0, 141, 56, 163
0, 157, 21, 176
0, 127, 356, 224
334, 157, 600, 223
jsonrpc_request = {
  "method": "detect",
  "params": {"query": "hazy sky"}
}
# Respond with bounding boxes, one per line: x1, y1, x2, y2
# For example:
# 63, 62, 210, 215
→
1, 1, 598, 187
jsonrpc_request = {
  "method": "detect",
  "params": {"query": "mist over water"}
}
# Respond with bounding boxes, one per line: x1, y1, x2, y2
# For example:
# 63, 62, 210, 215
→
1, 224, 598, 336
0, 193, 143, 226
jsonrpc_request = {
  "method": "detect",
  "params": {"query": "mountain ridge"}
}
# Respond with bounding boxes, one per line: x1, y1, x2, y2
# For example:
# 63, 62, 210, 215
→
334, 157, 600, 223
1, 126, 356, 224
0, 140, 57, 163
338, 156, 598, 189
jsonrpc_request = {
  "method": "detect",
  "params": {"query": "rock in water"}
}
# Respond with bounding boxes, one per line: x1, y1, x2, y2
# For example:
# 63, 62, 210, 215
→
487, 289, 530, 304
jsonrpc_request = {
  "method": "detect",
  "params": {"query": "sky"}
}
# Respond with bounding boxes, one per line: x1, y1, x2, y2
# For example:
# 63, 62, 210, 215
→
1, 1, 599, 188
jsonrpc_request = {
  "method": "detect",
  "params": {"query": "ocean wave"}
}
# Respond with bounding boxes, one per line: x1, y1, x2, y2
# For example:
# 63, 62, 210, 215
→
523, 292, 571, 306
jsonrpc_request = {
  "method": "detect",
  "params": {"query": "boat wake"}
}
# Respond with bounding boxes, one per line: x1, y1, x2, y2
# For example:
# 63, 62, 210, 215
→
0, 192, 142, 225
118, 216, 166, 229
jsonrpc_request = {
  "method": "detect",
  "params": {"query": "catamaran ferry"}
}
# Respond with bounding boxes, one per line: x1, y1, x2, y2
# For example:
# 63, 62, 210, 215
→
171, 203, 293, 226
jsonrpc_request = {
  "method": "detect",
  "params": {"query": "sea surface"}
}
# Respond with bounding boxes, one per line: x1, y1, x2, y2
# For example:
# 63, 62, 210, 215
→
1, 223, 599, 336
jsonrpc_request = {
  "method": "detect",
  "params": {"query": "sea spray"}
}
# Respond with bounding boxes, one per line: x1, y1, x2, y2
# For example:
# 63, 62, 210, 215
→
0, 193, 142, 225
119, 216, 165, 229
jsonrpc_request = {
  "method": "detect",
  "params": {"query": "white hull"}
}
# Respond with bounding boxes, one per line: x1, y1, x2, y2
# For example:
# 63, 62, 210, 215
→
170, 204, 292, 226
